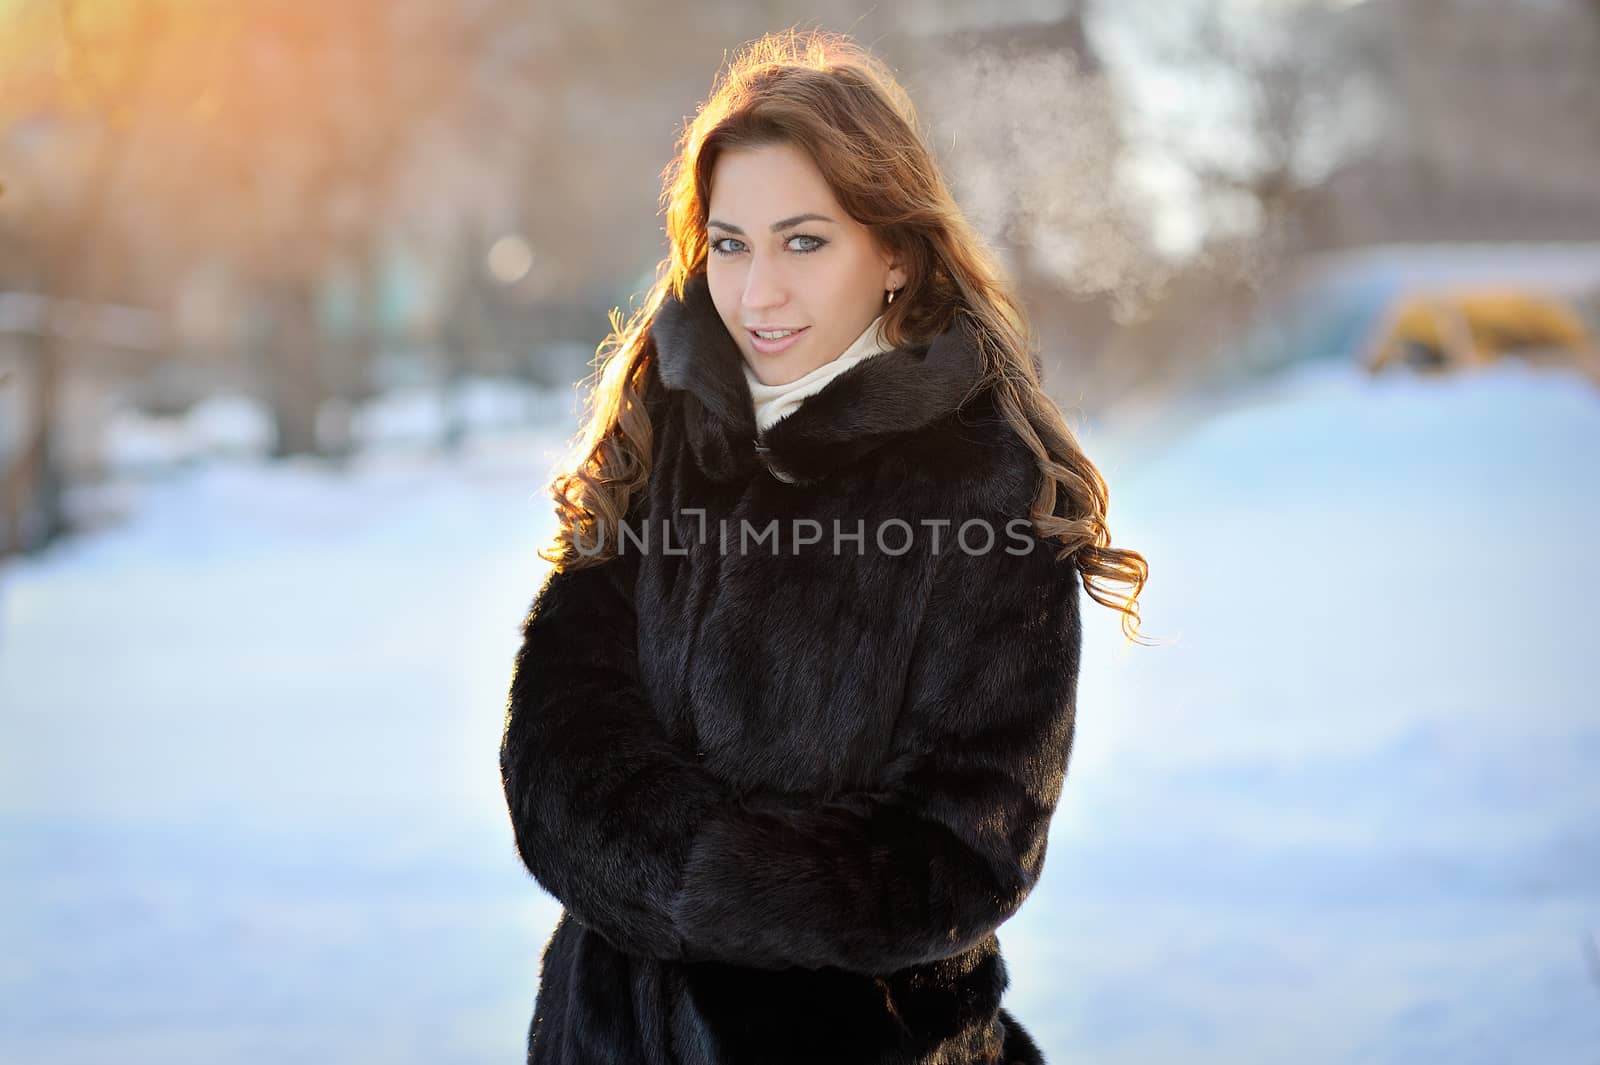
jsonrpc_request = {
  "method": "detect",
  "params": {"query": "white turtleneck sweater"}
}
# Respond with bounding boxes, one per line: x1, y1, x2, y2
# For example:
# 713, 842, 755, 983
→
741, 315, 893, 437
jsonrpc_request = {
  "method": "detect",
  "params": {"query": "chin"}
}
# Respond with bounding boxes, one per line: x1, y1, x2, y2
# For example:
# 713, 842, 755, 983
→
758, 362, 819, 387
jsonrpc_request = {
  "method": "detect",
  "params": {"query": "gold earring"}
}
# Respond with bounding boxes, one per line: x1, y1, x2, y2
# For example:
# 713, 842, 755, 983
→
886, 287, 898, 305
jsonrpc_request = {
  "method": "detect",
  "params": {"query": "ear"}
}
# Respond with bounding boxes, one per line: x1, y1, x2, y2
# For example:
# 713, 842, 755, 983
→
882, 253, 908, 293
877, 239, 908, 294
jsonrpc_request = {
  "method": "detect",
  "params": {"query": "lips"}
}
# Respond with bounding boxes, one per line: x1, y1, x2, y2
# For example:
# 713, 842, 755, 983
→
746, 325, 811, 354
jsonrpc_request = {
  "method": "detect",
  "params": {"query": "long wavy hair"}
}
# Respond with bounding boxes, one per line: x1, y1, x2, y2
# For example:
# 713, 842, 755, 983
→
540, 28, 1151, 643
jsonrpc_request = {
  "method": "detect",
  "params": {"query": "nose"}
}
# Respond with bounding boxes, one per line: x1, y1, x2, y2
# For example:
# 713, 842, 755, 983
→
741, 251, 789, 313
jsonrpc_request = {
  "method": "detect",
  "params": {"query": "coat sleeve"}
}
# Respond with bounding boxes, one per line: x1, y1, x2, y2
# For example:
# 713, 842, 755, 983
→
498, 515, 731, 962
668, 529, 1084, 976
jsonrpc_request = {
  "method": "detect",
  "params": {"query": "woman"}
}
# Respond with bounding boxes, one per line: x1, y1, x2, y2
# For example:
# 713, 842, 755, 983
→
499, 29, 1148, 1065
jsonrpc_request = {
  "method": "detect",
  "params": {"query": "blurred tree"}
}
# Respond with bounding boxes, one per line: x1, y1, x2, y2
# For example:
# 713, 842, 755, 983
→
1329, 0, 1600, 243
1112, 1, 1383, 278
29, 1, 559, 444
904, 3, 1171, 407
1073, 0, 1386, 407
105, 1, 531, 458
0, 0, 161, 555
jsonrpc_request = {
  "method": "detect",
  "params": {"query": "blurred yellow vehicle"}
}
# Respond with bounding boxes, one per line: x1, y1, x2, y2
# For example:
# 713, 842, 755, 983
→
1363, 287, 1600, 382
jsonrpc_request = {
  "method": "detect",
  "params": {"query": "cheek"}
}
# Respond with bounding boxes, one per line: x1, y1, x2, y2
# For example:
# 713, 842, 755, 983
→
706, 274, 742, 329
812, 268, 870, 318
829, 248, 881, 297
798, 258, 848, 299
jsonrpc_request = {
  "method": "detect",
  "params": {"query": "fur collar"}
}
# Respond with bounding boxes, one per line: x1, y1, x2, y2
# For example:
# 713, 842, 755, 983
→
648, 271, 986, 485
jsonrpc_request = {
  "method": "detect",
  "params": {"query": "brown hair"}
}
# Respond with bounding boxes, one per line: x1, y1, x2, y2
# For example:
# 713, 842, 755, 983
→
540, 28, 1151, 644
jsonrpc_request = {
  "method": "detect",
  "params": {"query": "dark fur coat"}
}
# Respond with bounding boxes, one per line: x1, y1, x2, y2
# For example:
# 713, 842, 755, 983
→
499, 272, 1083, 1064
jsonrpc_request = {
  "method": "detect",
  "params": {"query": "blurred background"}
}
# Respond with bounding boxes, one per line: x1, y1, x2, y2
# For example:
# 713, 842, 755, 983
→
2, 0, 1597, 1062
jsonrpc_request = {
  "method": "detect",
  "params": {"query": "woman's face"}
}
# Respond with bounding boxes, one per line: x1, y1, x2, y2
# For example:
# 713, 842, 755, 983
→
705, 141, 906, 387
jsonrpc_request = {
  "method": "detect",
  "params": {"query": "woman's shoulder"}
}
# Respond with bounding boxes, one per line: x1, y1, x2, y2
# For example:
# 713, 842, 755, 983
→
889, 378, 1040, 522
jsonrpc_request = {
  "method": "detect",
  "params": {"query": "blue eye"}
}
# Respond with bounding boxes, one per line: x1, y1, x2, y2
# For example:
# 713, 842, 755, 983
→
709, 234, 827, 257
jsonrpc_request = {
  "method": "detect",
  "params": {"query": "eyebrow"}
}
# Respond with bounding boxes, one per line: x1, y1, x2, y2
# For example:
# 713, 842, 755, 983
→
705, 212, 838, 235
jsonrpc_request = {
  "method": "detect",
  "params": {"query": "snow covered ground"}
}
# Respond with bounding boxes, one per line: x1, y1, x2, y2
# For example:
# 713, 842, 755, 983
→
1, 359, 1596, 1063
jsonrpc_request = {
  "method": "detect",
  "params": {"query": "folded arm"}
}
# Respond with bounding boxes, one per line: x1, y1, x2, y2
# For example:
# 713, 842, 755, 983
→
499, 544, 730, 961
668, 534, 1084, 976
